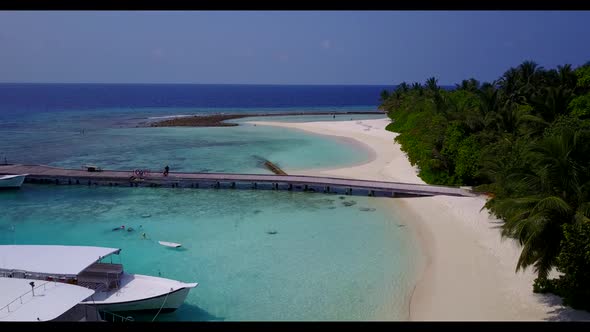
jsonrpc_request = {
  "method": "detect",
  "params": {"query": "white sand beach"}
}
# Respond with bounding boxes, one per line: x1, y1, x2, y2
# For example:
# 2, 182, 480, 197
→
249, 118, 590, 321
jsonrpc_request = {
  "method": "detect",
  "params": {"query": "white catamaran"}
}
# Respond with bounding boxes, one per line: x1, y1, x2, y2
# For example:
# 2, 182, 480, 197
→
0, 245, 198, 313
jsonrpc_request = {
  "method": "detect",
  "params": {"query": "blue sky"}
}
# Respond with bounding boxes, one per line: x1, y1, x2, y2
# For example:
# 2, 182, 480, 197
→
0, 11, 589, 85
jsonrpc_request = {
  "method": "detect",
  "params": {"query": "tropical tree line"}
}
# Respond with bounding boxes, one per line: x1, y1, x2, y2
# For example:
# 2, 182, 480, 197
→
379, 61, 590, 311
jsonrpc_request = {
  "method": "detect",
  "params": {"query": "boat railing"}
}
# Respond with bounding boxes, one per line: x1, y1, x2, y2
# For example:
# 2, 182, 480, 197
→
78, 272, 121, 291
0, 280, 56, 314
79, 263, 122, 291
105, 271, 117, 290
0, 269, 72, 283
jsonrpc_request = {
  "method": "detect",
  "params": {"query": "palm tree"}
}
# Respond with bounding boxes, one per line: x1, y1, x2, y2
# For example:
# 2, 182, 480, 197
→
378, 90, 391, 111
456, 80, 469, 91
426, 77, 439, 92
380, 90, 390, 102
397, 82, 410, 93
472, 83, 500, 131
425, 77, 444, 113
411, 82, 423, 96
518, 60, 546, 100
456, 78, 480, 92
498, 68, 522, 103
557, 64, 577, 91
477, 135, 530, 195
529, 86, 574, 124
488, 129, 590, 280
495, 103, 527, 135
518, 60, 542, 86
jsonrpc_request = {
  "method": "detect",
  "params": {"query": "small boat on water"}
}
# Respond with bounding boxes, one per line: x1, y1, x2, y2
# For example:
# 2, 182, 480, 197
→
0, 174, 27, 189
158, 241, 182, 248
0, 245, 198, 313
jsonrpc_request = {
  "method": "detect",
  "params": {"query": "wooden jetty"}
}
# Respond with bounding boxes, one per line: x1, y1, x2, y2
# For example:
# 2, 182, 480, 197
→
0, 164, 476, 198
263, 160, 288, 176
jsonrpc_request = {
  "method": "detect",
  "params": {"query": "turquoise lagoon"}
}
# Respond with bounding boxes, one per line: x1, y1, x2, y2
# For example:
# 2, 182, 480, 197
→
0, 108, 423, 321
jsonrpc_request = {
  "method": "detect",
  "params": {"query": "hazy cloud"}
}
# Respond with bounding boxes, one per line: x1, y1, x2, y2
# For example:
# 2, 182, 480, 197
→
151, 48, 164, 60
321, 39, 332, 49
277, 54, 289, 62
241, 48, 256, 57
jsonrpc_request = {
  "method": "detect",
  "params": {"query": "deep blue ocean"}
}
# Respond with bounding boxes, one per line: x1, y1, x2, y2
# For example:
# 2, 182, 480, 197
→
0, 83, 396, 114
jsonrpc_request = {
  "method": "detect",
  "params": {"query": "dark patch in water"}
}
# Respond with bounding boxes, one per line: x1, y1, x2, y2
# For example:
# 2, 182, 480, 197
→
397, 224, 406, 227
359, 207, 376, 212
0, 225, 16, 232
327, 206, 337, 209
266, 230, 278, 235
141, 214, 152, 218
339, 196, 346, 200
315, 199, 335, 205
342, 201, 356, 207
253, 210, 262, 214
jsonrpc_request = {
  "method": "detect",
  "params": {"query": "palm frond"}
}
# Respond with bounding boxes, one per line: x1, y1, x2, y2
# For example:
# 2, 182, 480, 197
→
530, 196, 573, 217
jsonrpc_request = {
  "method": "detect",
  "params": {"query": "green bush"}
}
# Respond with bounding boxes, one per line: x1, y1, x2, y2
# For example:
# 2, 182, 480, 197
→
553, 222, 590, 310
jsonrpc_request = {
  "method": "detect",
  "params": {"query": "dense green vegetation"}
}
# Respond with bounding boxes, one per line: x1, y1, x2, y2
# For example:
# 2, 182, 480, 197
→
379, 61, 590, 311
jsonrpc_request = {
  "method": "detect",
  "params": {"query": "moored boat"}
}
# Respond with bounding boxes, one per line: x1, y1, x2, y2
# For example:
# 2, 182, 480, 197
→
0, 245, 198, 314
0, 174, 27, 189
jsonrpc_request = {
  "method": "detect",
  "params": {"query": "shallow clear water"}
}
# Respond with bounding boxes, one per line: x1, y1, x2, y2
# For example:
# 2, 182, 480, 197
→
0, 108, 377, 173
0, 185, 421, 321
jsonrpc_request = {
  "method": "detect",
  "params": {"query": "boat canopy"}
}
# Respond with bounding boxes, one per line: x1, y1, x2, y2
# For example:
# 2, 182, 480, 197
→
0, 245, 121, 277
0, 277, 94, 321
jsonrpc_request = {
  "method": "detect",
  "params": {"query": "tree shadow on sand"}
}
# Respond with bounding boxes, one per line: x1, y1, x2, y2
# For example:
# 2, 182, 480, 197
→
483, 220, 505, 230
538, 293, 590, 321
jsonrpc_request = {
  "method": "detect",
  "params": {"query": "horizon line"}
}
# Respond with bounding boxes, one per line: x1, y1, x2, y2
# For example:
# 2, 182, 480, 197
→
0, 82, 453, 87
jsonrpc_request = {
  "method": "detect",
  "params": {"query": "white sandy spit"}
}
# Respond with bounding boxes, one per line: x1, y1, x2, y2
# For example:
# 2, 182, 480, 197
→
248, 118, 590, 321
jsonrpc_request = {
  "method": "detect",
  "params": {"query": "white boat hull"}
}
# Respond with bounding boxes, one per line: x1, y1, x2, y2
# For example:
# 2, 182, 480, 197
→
158, 241, 182, 248
80, 273, 197, 313
0, 174, 27, 188
90, 287, 192, 313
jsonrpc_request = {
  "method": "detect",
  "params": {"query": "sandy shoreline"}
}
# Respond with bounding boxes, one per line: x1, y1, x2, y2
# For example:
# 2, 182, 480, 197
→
249, 118, 590, 321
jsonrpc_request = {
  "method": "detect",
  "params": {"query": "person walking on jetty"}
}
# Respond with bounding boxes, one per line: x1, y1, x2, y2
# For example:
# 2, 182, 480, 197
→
163, 165, 170, 176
